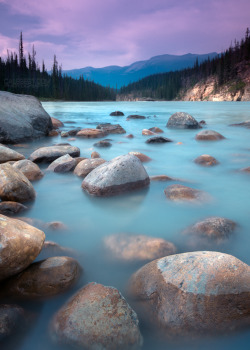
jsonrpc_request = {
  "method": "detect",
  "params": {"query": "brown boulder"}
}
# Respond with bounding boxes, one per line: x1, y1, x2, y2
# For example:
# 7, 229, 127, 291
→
48, 130, 59, 137
164, 184, 210, 203
76, 128, 108, 138
0, 201, 27, 215
0, 145, 25, 164
51, 117, 64, 128
74, 158, 106, 177
91, 151, 101, 159
47, 154, 76, 173
128, 151, 152, 162
125, 134, 134, 138
194, 154, 219, 167
195, 130, 225, 141
149, 127, 164, 133
29, 145, 80, 163
12, 159, 44, 181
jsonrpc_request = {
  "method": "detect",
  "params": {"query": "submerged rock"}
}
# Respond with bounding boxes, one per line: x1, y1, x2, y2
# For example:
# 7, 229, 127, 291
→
29, 145, 80, 163
126, 134, 134, 139
13, 159, 44, 181
127, 115, 146, 120
150, 175, 175, 182
38, 241, 77, 260
47, 154, 76, 173
0, 201, 27, 215
195, 130, 225, 141
146, 136, 173, 144
0, 145, 25, 164
97, 124, 126, 134
149, 127, 164, 133
74, 158, 106, 177
0, 304, 27, 342
94, 140, 112, 148
45, 221, 68, 231
50, 282, 143, 350
82, 154, 150, 196
240, 166, 250, 173
167, 112, 201, 129
48, 130, 59, 137
128, 151, 152, 162
110, 111, 124, 116
194, 154, 219, 166
51, 117, 64, 128
142, 129, 156, 136
164, 184, 210, 203
229, 120, 250, 128
76, 128, 108, 138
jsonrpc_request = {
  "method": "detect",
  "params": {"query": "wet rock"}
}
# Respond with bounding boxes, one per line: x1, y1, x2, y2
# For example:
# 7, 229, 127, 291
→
167, 112, 201, 129
47, 154, 76, 173
74, 158, 106, 177
0, 163, 36, 203
94, 140, 112, 148
0, 145, 25, 164
110, 111, 124, 116
91, 151, 100, 159
97, 124, 126, 134
50, 282, 143, 350
127, 115, 146, 120
29, 145, 80, 163
199, 120, 206, 125
126, 134, 134, 138
104, 233, 176, 263
0, 201, 27, 215
150, 175, 175, 182
76, 128, 108, 138
129, 251, 250, 335
45, 221, 68, 231
65, 121, 76, 124
0, 304, 27, 342
38, 241, 77, 260
128, 151, 152, 162
146, 136, 173, 143
195, 130, 225, 141
0, 214, 45, 281
240, 166, 250, 173
149, 127, 164, 133
194, 154, 219, 166
164, 184, 210, 203
229, 120, 250, 128
82, 154, 150, 196
74, 157, 88, 165
51, 117, 64, 128
60, 131, 69, 137
142, 129, 156, 136
1, 256, 81, 299
13, 159, 44, 181
48, 130, 59, 137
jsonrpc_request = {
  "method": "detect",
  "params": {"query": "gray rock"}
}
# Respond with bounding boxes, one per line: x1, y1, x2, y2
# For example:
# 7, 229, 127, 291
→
94, 140, 112, 147
167, 112, 201, 129
146, 136, 173, 143
29, 145, 80, 163
12, 159, 44, 181
0, 91, 52, 143
0, 201, 27, 215
47, 154, 77, 173
74, 158, 106, 177
0, 145, 25, 163
0, 304, 27, 342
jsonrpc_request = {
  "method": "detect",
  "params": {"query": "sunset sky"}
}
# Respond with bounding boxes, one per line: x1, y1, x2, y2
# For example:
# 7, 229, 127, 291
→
0, 0, 249, 70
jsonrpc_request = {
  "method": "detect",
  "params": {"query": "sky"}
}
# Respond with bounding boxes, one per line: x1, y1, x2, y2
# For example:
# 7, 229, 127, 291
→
0, 0, 249, 70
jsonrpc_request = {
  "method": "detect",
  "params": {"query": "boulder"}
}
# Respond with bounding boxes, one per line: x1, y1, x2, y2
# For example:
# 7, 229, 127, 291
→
229, 120, 250, 128
0, 304, 27, 342
0, 201, 27, 215
29, 145, 80, 163
194, 154, 219, 166
128, 151, 152, 162
68, 128, 81, 136
51, 117, 64, 128
94, 140, 112, 148
195, 130, 225, 141
110, 111, 124, 116
91, 151, 100, 159
50, 282, 143, 350
47, 154, 76, 173
0, 163, 36, 203
167, 112, 201, 129
0, 91, 52, 143
0, 214, 45, 281
129, 251, 250, 335
150, 175, 175, 182
146, 136, 173, 144
82, 154, 150, 196
76, 128, 108, 138
126, 115, 146, 120
74, 158, 106, 177
0, 145, 25, 163
75, 157, 88, 165
12, 159, 44, 181
97, 124, 126, 134
104, 233, 176, 263
164, 184, 210, 203
1, 257, 81, 299
149, 127, 164, 133
142, 129, 156, 136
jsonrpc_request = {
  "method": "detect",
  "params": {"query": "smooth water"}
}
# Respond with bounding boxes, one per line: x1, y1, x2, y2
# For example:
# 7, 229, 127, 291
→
6, 101, 250, 350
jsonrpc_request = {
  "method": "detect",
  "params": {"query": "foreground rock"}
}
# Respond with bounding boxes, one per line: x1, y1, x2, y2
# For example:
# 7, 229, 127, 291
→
104, 233, 176, 263
0, 304, 27, 342
0, 145, 25, 163
0, 163, 36, 203
194, 154, 219, 166
128, 151, 152, 162
229, 120, 250, 128
195, 130, 225, 141
13, 159, 44, 181
110, 111, 124, 116
1, 257, 81, 299
50, 282, 143, 350
129, 251, 250, 335
76, 128, 108, 138
74, 158, 106, 177
82, 154, 150, 196
0, 91, 52, 143
0, 214, 45, 281
0, 201, 27, 215
47, 154, 76, 173
146, 136, 173, 144
127, 115, 146, 120
97, 124, 126, 134
51, 117, 64, 128
167, 112, 201, 129
29, 145, 80, 163
164, 184, 210, 203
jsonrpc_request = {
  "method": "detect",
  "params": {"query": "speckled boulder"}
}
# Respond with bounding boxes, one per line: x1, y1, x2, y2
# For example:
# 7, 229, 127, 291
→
0, 201, 27, 215
29, 145, 80, 163
164, 184, 210, 203
76, 128, 108, 138
13, 159, 43, 181
47, 154, 76, 173
128, 152, 152, 162
50, 282, 143, 350
167, 112, 201, 129
82, 154, 150, 196
128, 251, 250, 335
194, 154, 219, 167
195, 130, 225, 141
0, 145, 25, 164
74, 158, 106, 177
0, 214, 45, 281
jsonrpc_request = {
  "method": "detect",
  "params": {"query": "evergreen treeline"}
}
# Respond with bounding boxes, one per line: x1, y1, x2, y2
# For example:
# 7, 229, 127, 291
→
0, 33, 115, 101
120, 29, 250, 100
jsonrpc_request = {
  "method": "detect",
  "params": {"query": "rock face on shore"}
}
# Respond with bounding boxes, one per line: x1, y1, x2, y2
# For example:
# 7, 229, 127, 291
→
128, 251, 250, 335
0, 145, 25, 163
29, 145, 80, 163
195, 130, 225, 141
50, 282, 143, 350
0, 91, 52, 143
167, 112, 201, 129
13, 160, 44, 181
0, 214, 45, 281
82, 154, 150, 196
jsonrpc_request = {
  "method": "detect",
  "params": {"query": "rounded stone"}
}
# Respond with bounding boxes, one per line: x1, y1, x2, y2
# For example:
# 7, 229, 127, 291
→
76, 128, 108, 138
110, 111, 124, 116
195, 130, 225, 141
0, 304, 27, 342
48, 130, 59, 137
126, 134, 134, 138
94, 140, 112, 148
149, 127, 164, 133
164, 184, 210, 203
74, 158, 106, 177
126, 115, 146, 120
0, 201, 27, 215
29, 145, 80, 163
146, 136, 173, 144
0, 145, 25, 164
60, 131, 69, 137
50, 282, 143, 350
0, 214, 45, 281
51, 117, 64, 128
91, 151, 101, 159
150, 175, 174, 182
47, 154, 76, 173
167, 112, 201, 129
128, 152, 152, 162
12, 159, 44, 181
142, 129, 156, 136
240, 166, 250, 173
194, 154, 219, 167
97, 124, 126, 134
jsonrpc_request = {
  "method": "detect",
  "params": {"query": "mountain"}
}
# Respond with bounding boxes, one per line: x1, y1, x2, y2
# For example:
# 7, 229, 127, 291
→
63, 53, 218, 88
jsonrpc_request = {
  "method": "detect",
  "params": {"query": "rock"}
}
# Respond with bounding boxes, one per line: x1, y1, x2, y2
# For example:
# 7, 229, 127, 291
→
164, 184, 210, 203
47, 154, 76, 173
194, 154, 219, 166
97, 124, 126, 134
127, 115, 146, 120
74, 158, 106, 177
48, 130, 59, 137
75, 157, 88, 165
142, 129, 156, 136
199, 120, 206, 125
240, 166, 250, 173
94, 140, 112, 148
60, 131, 69, 137
82, 154, 150, 196
76, 128, 108, 138
45, 221, 68, 231
128, 152, 152, 162
65, 121, 76, 124
149, 127, 164, 133
0, 91, 53, 144
17, 217, 45, 230
129, 251, 250, 335
38, 241, 77, 260
91, 151, 100, 159
146, 136, 173, 143
12, 159, 44, 181
0, 145, 25, 163
1, 257, 81, 299
104, 233, 176, 263
0, 201, 27, 215
29, 145, 80, 163
195, 130, 225, 141
0, 214, 45, 281
126, 134, 134, 138
110, 111, 124, 116
68, 128, 81, 136
51, 117, 64, 128
167, 112, 201, 129
67, 137, 76, 141
0, 304, 27, 342
229, 120, 250, 128
150, 175, 175, 182
0, 163, 36, 203
50, 282, 143, 350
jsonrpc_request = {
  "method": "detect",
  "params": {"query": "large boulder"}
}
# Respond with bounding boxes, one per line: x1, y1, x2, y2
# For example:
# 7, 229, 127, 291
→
76, 128, 108, 138
74, 158, 106, 177
47, 154, 76, 173
0, 91, 52, 143
12, 159, 44, 181
195, 130, 225, 141
29, 145, 80, 163
82, 154, 150, 196
0, 215, 45, 281
194, 154, 219, 167
164, 184, 210, 203
128, 251, 250, 335
0, 145, 25, 163
50, 282, 143, 350
0, 163, 36, 203
167, 112, 201, 129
